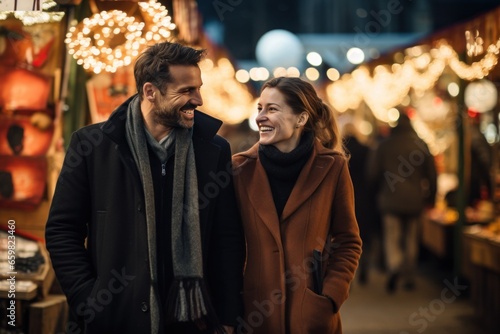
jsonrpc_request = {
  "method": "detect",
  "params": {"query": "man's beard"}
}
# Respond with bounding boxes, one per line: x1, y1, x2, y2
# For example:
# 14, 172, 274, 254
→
152, 102, 195, 129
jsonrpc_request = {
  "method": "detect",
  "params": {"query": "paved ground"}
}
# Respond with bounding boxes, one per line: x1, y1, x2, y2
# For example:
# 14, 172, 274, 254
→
341, 260, 486, 334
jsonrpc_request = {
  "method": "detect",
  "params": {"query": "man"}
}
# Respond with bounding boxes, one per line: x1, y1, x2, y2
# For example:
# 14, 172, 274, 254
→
367, 110, 437, 293
45, 42, 245, 334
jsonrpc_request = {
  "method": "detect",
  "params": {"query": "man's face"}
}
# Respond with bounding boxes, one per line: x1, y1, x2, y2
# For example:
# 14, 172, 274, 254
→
152, 65, 203, 129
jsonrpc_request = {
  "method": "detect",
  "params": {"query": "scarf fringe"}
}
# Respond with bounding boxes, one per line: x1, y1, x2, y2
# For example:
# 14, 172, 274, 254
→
166, 278, 223, 332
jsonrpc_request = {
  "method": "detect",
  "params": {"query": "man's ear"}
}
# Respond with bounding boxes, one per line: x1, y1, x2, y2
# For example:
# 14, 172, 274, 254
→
143, 83, 156, 101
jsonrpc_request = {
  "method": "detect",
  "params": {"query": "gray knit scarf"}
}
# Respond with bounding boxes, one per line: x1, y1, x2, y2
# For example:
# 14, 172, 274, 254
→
125, 95, 220, 333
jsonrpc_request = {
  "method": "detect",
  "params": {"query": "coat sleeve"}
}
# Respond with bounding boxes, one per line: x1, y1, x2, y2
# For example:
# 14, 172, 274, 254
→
206, 137, 246, 327
322, 160, 362, 312
45, 131, 96, 313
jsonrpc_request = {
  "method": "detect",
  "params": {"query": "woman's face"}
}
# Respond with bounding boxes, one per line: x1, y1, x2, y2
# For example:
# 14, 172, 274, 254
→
255, 87, 304, 153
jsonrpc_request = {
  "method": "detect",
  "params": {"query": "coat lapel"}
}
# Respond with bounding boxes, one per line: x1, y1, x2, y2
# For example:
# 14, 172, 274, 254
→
281, 141, 335, 221
250, 161, 282, 242
237, 145, 281, 244
235, 141, 336, 244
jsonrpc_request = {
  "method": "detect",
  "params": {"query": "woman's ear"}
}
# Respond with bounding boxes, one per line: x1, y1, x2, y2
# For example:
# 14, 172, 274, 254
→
298, 112, 309, 126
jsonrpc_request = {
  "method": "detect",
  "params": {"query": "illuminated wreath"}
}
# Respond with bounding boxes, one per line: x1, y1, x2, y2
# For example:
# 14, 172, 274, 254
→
65, 10, 144, 73
64, 0, 177, 74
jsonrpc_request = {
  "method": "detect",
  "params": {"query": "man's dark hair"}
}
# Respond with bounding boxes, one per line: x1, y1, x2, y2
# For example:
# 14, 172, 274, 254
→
134, 42, 206, 99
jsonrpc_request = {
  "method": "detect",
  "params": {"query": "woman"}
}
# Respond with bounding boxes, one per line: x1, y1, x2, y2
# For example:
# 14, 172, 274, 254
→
232, 77, 362, 334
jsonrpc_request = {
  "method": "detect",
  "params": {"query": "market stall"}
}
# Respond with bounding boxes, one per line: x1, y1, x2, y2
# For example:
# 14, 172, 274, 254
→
463, 222, 500, 333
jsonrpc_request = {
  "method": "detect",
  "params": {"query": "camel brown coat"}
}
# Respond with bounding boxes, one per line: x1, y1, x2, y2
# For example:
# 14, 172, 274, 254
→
232, 140, 362, 334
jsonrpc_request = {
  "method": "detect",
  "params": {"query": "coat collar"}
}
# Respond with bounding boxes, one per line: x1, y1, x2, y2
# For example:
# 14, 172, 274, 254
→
235, 140, 337, 238
100, 94, 222, 144
281, 142, 336, 221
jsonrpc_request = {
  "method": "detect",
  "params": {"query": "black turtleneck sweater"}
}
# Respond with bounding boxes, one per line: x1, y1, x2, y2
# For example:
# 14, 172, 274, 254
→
259, 131, 314, 218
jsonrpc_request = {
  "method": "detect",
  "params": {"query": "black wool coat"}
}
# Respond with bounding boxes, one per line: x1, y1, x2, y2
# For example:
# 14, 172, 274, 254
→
45, 96, 245, 334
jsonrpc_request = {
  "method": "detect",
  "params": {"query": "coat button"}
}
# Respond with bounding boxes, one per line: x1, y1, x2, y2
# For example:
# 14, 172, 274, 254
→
137, 204, 142, 212
141, 302, 148, 312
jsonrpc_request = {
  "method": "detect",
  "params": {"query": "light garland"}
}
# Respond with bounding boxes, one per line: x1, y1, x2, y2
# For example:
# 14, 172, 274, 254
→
325, 38, 500, 121
322, 36, 500, 155
447, 40, 500, 81
65, 0, 176, 74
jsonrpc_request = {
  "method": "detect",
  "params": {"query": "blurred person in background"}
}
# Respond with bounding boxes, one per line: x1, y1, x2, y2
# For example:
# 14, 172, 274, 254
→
367, 110, 437, 293
232, 77, 362, 334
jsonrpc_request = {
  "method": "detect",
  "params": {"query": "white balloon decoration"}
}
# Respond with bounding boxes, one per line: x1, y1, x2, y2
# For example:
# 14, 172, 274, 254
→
255, 29, 304, 70
464, 79, 498, 113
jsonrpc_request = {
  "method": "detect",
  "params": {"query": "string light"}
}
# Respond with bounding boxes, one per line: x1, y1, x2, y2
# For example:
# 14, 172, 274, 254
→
321, 35, 500, 155
447, 39, 500, 80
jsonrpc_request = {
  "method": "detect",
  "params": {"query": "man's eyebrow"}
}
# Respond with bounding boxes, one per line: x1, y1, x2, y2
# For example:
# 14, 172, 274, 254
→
177, 84, 202, 90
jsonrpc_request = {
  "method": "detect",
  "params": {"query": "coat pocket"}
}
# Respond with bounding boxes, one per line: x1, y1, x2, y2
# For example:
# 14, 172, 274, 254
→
301, 287, 334, 334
